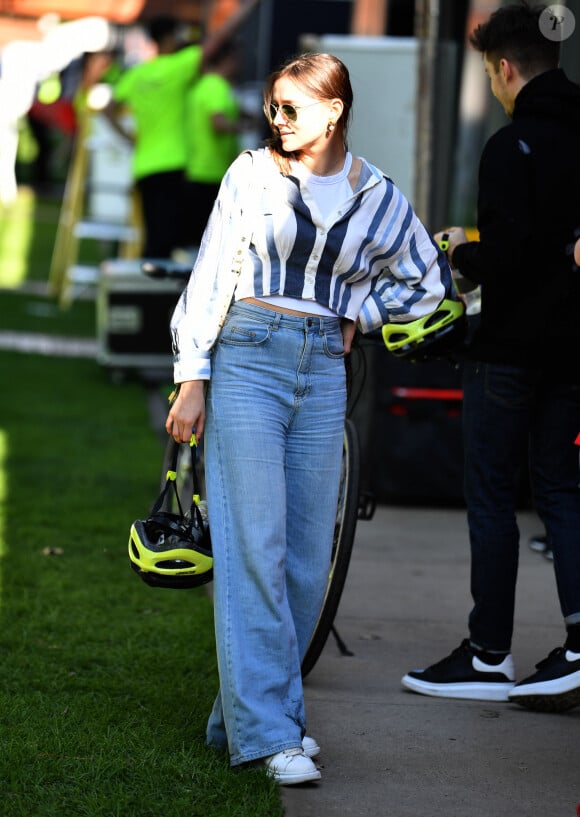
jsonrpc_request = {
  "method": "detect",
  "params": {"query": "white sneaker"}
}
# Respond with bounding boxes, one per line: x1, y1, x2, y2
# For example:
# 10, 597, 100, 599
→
302, 735, 320, 758
264, 747, 321, 785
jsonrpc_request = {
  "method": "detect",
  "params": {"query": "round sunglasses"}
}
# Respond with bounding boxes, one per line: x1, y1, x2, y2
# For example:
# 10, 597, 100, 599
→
264, 100, 323, 123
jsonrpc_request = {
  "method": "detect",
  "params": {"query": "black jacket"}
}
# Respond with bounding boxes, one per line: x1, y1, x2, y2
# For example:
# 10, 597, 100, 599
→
453, 68, 580, 374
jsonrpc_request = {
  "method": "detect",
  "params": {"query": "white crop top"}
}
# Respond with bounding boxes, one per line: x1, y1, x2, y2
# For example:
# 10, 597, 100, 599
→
258, 153, 354, 316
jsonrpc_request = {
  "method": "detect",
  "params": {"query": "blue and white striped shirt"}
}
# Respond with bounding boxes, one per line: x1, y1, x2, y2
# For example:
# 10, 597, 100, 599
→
171, 147, 452, 381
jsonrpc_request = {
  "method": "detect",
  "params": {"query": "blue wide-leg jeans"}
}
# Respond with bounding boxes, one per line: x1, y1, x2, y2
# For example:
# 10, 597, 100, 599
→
204, 301, 346, 766
462, 360, 580, 652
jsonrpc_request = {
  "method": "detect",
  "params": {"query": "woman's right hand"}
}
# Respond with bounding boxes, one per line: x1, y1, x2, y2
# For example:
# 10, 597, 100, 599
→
165, 380, 206, 443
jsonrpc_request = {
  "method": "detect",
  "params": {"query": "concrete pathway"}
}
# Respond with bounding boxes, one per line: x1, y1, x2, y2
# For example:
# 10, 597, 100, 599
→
282, 505, 579, 817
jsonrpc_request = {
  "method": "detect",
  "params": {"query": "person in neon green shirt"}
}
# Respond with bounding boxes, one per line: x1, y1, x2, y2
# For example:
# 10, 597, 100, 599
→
182, 40, 256, 247
105, 0, 262, 258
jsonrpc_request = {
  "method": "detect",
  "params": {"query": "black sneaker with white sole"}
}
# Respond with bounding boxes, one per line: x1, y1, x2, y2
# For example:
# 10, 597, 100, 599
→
402, 639, 516, 701
508, 647, 580, 712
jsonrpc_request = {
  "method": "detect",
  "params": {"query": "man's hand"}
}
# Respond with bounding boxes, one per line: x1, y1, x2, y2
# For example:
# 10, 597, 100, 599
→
434, 227, 468, 268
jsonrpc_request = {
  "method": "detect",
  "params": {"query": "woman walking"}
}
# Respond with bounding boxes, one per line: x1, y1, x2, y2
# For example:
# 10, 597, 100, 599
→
166, 52, 453, 784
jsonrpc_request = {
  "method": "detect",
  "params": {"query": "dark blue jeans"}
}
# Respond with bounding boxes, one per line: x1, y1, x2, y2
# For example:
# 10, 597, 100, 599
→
462, 361, 580, 652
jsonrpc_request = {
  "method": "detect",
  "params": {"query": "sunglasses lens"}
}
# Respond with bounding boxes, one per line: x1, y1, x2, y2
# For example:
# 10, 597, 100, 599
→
268, 103, 298, 122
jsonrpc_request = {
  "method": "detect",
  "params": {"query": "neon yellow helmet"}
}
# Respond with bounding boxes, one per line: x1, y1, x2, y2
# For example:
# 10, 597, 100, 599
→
129, 435, 212, 589
129, 511, 213, 589
382, 298, 466, 361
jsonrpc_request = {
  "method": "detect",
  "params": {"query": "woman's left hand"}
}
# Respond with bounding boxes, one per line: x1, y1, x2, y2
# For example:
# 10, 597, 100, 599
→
341, 319, 357, 354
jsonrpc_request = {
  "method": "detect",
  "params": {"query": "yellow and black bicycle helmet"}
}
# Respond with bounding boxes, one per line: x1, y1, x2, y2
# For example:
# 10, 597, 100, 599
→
129, 436, 213, 589
129, 510, 213, 589
382, 298, 467, 362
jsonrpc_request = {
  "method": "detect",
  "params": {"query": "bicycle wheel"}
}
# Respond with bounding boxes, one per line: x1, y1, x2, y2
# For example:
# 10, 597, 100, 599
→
301, 417, 361, 678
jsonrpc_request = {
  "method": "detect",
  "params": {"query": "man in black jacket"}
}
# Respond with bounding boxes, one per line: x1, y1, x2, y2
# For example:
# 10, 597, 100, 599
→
402, 1, 580, 712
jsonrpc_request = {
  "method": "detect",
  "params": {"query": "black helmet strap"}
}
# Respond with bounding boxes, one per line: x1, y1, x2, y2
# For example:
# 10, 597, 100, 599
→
149, 440, 205, 531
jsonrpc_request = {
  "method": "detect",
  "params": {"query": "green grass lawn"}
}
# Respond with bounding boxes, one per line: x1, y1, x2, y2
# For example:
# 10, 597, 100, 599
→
0, 287, 96, 337
0, 188, 283, 816
0, 351, 282, 817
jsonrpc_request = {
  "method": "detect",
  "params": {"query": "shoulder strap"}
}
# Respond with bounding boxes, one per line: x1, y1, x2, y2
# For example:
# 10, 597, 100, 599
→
215, 150, 257, 330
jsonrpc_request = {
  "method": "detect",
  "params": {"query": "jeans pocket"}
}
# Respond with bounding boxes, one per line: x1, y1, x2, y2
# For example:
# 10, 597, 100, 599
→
219, 311, 272, 347
323, 326, 345, 359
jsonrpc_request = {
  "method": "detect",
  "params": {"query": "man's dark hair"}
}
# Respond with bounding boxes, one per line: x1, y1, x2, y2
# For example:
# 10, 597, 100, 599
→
146, 16, 179, 46
469, 1, 560, 77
